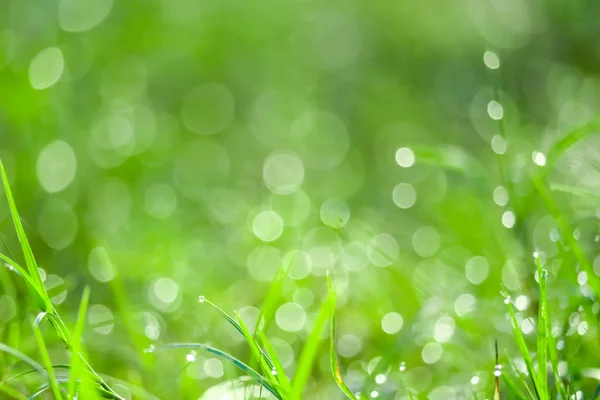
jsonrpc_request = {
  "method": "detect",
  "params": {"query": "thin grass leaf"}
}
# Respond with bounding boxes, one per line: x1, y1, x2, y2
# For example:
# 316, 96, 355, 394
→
531, 175, 600, 295
549, 183, 600, 200
32, 324, 63, 400
152, 343, 282, 399
255, 254, 294, 334
327, 275, 356, 400
507, 357, 536, 400
501, 373, 529, 400
502, 289, 540, 399
494, 340, 500, 400
68, 286, 91, 399
0, 342, 45, 375
0, 253, 46, 310
203, 298, 274, 370
0, 383, 27, 400
290, 294, 330, 400
536, 256, 548, 400
544, 117, 600, 170
257, 331, 292, 391
234, 311, 278, 389
0, 160, 49, 311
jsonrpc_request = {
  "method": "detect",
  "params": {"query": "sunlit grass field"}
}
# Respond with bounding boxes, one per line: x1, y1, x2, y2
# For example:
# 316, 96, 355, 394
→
2, 1, 600, 399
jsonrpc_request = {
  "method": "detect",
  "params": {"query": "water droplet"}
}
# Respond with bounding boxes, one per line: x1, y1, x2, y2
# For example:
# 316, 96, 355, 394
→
198, 295, 205, 303
470, 376, 480, 385
271, 368, 278, 376
532, 151, 546, 167
541, 269, 548, 278
504, 296, 511, 305
399, 361, 406, 372
370, 390, 379, 398
533, 251, 539, 259
186, 350, 197, 362
144, 344, 155, 353
375, 373, 387, 384
494, 364, 502, 377
487, 100, 504, 120
483, 51, 500, 69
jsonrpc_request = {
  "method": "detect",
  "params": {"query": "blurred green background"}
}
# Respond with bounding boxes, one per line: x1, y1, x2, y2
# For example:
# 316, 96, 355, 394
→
2, 0, 600, 398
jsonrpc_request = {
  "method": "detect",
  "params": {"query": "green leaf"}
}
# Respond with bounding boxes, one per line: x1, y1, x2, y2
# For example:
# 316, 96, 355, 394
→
290, 292, 330, 400
502, 288, 540, 399
327, 275, 357, 400
536, 256, 548, 400
32, 324, 64, 400
152, 342, 282, 399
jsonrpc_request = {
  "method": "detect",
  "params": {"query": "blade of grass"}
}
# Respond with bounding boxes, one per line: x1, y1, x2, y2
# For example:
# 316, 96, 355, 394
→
256, 331, 292, 391
501, 373, 529, 400
535, 256, 548, 400
0, 383, 27, 400
327, 275, 356, 400
68, 286, 91, 399
290, 294, 330, 400
202, 298, 274, 370
502, 289, 540, 399
0, 160, 49, 311
531, 175, 600, 295
0, 342, 45, 374
234, 311, 278, 389
544, 116, 600, 170
549, 183, 600, 200
32, 324, 63, 400
507, 357, 536, 400
254, 253, 294, 334
152, 343, 282, 399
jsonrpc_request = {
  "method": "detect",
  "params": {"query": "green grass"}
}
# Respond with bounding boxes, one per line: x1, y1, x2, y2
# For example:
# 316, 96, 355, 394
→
0, 152, 598, 399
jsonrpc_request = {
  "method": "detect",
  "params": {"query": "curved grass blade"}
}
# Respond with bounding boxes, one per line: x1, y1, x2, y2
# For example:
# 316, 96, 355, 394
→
327, 275, 357, 400
531, 175, 600, 295
234, 312, 279, 390
32, 324, 63, 400
502, 288, 540, 399
544, 117, 600, 170
0, 383, 27, 400
68, 286, 91, 399
202, 298, 274, 370
536, 257, 548, 400
0, 342, 45, 375
254, 254, 294, 334
0, 160, 49, 312
549, 183, 600, 199
290, 293, 330, 400
152, 343, 282, 399
256, 331, 291, 392
501, 373, 528, 400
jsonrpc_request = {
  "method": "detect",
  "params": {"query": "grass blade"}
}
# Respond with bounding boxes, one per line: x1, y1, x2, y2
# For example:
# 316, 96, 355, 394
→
327, 275, 357, 400
202, 298, 274, 370
544, 117, 600, 170
234, 311, 279, 391
531, 175, 600, 295
68, 286, 91, 399
290, 293, 330, 400
257, 331, 292, 391
152, 342, 282, 399
255, 253, 294, 334
501, 373, 529, 400
535, 256, 548, 400
502, 289, 540, 399
32, 324, 64, 400
0, 160, 49, 311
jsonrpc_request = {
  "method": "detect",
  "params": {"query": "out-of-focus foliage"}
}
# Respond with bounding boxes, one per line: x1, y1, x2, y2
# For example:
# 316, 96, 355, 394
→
2, 0, 600, 398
